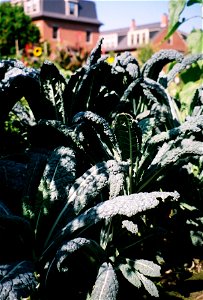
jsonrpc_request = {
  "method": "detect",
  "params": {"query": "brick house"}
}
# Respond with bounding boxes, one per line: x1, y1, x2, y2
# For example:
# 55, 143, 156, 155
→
10, 0, 102, 53
100, 14, 188, 55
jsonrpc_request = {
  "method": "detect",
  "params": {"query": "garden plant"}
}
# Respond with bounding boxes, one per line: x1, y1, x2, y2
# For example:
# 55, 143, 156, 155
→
0, 38, 202, 299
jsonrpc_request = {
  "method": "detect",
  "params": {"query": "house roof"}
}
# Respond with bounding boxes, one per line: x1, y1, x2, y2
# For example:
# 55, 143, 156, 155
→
101, 22, 161, 35
31, 0, 102, 26
100, 21, 162, 52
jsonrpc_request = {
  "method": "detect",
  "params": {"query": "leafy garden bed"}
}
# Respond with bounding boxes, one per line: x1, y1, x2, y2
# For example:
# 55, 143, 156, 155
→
0, 39, 202, 299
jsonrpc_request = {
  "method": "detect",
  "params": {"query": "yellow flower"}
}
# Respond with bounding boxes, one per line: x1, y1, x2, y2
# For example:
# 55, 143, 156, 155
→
106, 56, 115, 64
33, 47, 42, 57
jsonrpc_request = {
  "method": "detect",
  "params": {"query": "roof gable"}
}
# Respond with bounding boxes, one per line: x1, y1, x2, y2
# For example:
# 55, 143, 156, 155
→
42, 0, 98, 19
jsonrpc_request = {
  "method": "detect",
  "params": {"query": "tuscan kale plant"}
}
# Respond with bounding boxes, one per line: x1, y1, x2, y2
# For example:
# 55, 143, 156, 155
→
0, 39, 202, 299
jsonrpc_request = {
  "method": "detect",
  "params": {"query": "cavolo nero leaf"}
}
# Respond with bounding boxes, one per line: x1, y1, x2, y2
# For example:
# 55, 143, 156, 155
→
40, 60, 68, 123
41, 191, 179, 260
119, 262, 142, 289
90, 262, 119, 300
141, 49, 183, 81
44, 159, 128, 248
113, 113, 142, 162
67, 159, 129, 214
137, 272, 159, 297
38, 146, 76, 203
72, 111, 122, 160
0, 61, 40, 122
0, 260, 38, 300
138, 139, 203, 191
119, 258, 160, 297
133, 259, 161, 277
56, 237, 105, 272
160, 53, 203, 87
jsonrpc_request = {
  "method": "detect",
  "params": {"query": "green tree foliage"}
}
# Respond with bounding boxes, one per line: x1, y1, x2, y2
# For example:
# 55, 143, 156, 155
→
0, 2, 40, 57
137, 44, 154, 65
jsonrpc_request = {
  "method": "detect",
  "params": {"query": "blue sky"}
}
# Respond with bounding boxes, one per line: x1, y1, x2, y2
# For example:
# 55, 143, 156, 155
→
92, 0, 202, 33
0, 0, 202, 33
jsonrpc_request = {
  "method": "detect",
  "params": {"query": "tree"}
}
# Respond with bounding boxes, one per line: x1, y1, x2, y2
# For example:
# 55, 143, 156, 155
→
0, 2, 40, 57
137, 44, 154, 65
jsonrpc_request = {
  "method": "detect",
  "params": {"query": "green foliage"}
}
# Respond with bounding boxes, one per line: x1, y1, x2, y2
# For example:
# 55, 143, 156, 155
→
166, 0, 202, 38
54, 46, 89, 73
137, 44, 154, 65
0, 39, 202, 299
187, 29, 203, 54
0, 2, 40, 57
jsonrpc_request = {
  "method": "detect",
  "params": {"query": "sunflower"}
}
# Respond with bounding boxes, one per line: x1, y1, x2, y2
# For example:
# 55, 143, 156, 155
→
33, 46, 42, 57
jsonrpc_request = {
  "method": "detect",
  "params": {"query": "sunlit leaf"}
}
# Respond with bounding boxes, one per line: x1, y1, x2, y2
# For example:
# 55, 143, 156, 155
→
187, 0, 202, 6
165, 0, 186, 40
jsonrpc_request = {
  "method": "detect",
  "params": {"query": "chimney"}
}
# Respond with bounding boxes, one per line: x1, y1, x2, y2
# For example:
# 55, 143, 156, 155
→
130, 19, 136, 31
161, 13, 168, 27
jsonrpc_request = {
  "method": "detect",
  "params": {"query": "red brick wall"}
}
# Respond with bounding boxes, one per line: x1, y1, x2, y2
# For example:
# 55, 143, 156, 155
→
33, 19, 100, 53
152, 27, 188, 53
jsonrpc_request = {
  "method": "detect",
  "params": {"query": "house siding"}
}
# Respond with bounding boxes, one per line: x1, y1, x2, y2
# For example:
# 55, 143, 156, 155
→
10, 0, 101, 54
33, 19, 100, 52
152, 27, 188, 52
100, 15, 188, 54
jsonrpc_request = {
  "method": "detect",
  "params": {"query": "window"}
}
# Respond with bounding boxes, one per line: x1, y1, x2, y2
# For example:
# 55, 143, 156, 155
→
131, 34, 134, 45
142, 33, 146, 44
52, 26, 58, 39
65, 0, 78, 16
33, 3, 37, 11
86, 31, 91, 42
24, 0, 39, 14
69, 2, 75, 15
136, 34, 140, 44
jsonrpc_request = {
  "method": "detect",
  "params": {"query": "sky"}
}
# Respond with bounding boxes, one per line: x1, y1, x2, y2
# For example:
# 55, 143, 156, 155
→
91, 0, 202, 33
0, 0, 202, 33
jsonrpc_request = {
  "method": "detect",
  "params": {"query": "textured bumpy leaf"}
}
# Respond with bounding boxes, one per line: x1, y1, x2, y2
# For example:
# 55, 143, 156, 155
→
137, 272, 159, 297
119, 258, 160, 297
141, 78, 180, 125
133, 259, 161, 277
56, 237, 104, 272
67, 160, 128, 215
138, 115, 203, 183
0, 60, 40, 122
44, 159, 128, 248
44, 159, 128, 246
38, 146, 76, 203
91, 262, 119, 300
41, 191, 179, 258
148, 115, 203, 146
113, 113, 142, 162
0, 159, 27, 194
122, 220, 139, 235
72, 111, 121, 159
160, 53, 203, 87
120, 266, 142, 288
113, 51, 140, 79
40, 60, 67, 122
139, 139, 203, 191
141, 49, 183, 81
0, 261, 38, 300
86, 38, 103, 67
12, 101, 36, 127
